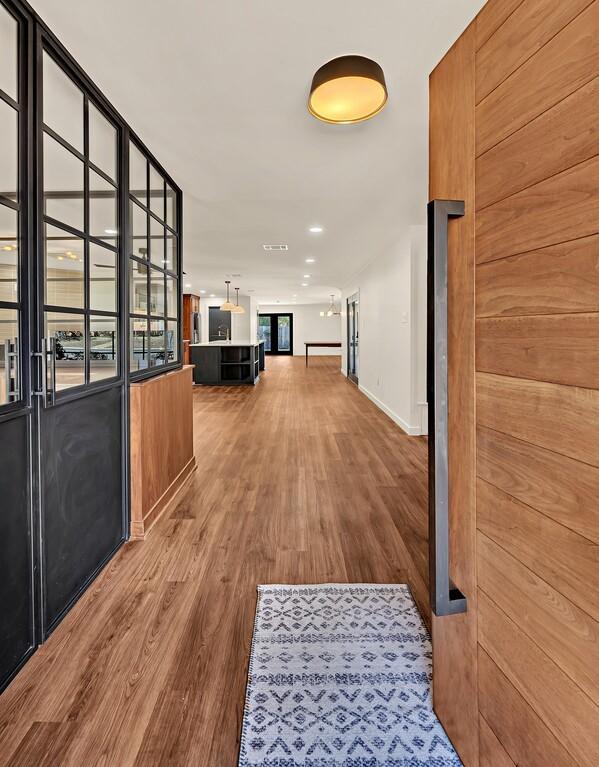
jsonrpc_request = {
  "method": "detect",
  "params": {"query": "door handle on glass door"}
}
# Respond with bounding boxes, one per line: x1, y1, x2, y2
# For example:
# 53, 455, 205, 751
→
33, 337, 56, 407
3, 338, 19, 403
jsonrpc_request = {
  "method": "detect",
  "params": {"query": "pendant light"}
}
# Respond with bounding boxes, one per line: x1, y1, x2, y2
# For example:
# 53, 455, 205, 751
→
320, 294, 340, 317
231, 287, 245, 314
220, 280, 236, 311
308, 55, 387, 124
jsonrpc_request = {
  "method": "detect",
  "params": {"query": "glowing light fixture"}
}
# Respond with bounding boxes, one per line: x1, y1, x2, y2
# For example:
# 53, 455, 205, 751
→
309, 226, 323, 233
231, 287, 245, 314
305, 257, 315, 263
220, 280, 236, 311
308, 55, 387, 124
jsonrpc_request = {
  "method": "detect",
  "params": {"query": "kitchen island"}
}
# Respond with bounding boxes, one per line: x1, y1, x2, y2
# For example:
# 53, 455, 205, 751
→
190, 340, 265, 385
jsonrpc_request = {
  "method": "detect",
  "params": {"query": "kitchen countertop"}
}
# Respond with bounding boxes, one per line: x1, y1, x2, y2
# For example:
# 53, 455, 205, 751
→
189, 340, 264, 347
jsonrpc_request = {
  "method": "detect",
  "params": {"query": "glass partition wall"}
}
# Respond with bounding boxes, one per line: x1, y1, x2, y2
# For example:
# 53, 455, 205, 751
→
0, 0, 182, 691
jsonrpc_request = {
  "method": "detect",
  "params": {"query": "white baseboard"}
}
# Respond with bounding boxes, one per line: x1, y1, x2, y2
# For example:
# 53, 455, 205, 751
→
340, 367, 347, 377
358, 384, 422, 436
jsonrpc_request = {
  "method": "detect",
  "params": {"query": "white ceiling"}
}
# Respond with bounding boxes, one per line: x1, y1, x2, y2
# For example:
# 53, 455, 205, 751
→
34, 0, 484, 304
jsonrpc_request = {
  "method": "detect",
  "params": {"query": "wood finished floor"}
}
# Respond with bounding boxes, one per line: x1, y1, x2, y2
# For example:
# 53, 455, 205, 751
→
0, 356, 429, 766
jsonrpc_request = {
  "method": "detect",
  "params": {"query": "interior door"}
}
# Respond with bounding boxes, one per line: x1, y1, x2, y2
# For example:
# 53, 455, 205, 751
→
36, 39, 125, 635
346, 293, 359, 384
428, 23, 478, 767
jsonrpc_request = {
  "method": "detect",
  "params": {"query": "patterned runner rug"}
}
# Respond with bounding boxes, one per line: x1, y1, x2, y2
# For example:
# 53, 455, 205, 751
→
239, 584, 462, 766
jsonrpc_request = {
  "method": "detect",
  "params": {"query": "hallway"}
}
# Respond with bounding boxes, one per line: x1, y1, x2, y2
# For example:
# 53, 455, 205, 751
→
0, 357, 429, 766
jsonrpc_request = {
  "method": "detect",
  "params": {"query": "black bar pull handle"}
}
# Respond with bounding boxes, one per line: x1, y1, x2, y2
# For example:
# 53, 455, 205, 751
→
427, 199, 467, 617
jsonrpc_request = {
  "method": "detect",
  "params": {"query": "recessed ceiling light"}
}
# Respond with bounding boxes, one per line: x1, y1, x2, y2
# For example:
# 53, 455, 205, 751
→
200, 290, 206, 294
303, 274, 311, 278
305, 258, 315, 263
209, 293, 215, 297
309, 226, 323, 233
185, 283, 192, 288
104, 228, 118, 235
292, 294, 297, 297
301, 283, 308, 287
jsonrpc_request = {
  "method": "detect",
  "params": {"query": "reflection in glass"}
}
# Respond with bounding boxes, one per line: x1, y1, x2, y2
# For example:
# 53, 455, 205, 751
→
129, 201, 147, 259
165, 230, 176, 272
90, 316, 117, 381
149, 165, 164, 220
45, 311, 85, 390
89, 102, 117, 180
129, 259, 147, 314
44, 224, 84, 308
150, 216, 164, 266
90, 169, 117, 245
0, 99, 17, 202
166, 184, 177, 231
167, 320, 178, 363
150, 268, 164, 316
166, 276, 177, 319
43, 133, 84, 231
129, 141, 146, 205
258, 315, 271, 351
0, 6, 17, 101
0, 307, 19, 404
130, 317, 148, 371
90, 244, 116, 312
0, 204, 18, 304
150, 319, 165, 366
42, 52, 83, 152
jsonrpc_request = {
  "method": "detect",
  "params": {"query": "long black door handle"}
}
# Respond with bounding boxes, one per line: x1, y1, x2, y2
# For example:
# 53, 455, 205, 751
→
427, 199, 467, 617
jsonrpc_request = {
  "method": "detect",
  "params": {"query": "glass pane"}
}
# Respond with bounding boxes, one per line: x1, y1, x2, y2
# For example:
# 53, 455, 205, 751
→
277, 315, 291, 352
0, 99, 17, 202
90, 243, 116, 312
46, 311, 85, 390
129, 201, 147, 259
150, 216, 164, 266
129, 142, 146, 205
89, 102, 116, 180
150, 268, 164, 316
130, 316, 148, 371
166, 276, 177, 319
43, 133, 84, 231
0, 307, 19, 404
167, 320, 178, 363
45, 224, 84, 308
0, 204, 17, 304
149, 165, 164, 220
258, 315, 271, 351
150, 318, 165, 366
0, 6, 17, 101
89, 169, 117, 245
166, 184, 177, 230
129, 259, 147, 314
165, 230, 177, 273
90, 316, 117, 381
43, 52, 83, 152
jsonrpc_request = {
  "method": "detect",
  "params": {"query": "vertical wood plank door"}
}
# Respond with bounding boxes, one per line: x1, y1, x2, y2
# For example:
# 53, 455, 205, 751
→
428, 22, 478, 767
431, 0, 599, 764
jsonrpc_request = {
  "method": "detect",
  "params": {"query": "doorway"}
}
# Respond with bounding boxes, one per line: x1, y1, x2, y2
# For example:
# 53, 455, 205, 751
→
347, 293, 359, 384
209, 306, 232, 341
258, 313, 293, 355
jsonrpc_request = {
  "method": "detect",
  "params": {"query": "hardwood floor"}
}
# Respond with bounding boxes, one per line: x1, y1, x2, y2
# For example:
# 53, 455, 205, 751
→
0, 356, 429, 766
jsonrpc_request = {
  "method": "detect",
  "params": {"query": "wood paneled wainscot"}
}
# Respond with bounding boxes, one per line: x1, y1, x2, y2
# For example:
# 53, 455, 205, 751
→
130, 366, 196, 538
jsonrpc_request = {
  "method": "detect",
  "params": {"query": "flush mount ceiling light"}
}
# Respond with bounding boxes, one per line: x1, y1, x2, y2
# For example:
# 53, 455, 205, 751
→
220, 280, 236, 311
231, 287, 245, 314
308, 55, 387, 124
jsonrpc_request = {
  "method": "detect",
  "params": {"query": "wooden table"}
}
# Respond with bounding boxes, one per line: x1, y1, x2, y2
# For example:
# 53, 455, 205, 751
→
305, 341, 342, 366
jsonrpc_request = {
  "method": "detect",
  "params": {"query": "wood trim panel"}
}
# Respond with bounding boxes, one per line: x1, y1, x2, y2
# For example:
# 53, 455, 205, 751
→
478, 532, 599, 705
476, 154, 599, 264
478, 648, 578, 767
475, 0, 593, 104
477, 372, 599, 466
477, 425, 599, 543
477, 76, 599, 209
477, 479, 599, 624
478, 716, 515, 767
476, 235, 599, 318
474, 0, 524, 51
429, 23, 479, 767
476, 1, 599, 155
476, 313, 599, 389
478, 591, 599, 767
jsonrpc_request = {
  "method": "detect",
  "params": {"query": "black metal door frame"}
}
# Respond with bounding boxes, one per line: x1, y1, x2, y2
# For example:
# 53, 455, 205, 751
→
346, 293, 359, 384
259, 312, 293, 355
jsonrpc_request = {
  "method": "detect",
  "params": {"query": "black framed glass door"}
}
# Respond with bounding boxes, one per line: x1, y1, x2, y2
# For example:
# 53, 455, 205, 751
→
258, 313, 293, 355
347, 293, 359, 384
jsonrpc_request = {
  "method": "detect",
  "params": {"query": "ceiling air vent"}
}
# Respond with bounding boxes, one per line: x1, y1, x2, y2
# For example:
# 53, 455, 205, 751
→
262, 244, 288, 251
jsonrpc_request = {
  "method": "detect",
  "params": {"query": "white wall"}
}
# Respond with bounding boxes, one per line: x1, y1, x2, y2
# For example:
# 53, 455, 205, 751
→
341, 225, 427, 436
258, 303, 342, 356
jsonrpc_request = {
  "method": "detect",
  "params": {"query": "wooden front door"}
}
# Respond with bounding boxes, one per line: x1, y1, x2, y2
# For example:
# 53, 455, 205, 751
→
430, 2, 599, 765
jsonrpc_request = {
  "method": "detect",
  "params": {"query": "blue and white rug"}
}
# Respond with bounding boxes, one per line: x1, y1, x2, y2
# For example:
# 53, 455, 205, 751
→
239, 584, 462, 767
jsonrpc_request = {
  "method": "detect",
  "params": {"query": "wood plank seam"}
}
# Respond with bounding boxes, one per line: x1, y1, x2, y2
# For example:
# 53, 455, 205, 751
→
474, 0, 526, 52
474, 231, 599, 269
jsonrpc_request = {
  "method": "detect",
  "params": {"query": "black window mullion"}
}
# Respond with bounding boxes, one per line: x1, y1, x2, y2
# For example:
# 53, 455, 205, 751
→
83, 94, 90, 385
